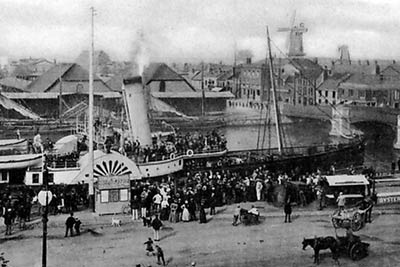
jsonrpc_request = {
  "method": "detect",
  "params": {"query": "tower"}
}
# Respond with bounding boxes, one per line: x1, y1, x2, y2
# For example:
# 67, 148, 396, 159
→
277, 11, 308, 57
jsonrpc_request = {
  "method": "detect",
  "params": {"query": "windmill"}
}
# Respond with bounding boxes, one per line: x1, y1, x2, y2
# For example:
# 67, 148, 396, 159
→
277, 11, 308, 57
338, 45, 351, 64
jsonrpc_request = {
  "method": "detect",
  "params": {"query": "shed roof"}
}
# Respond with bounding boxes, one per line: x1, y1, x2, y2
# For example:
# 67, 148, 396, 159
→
325, 175, 369, 186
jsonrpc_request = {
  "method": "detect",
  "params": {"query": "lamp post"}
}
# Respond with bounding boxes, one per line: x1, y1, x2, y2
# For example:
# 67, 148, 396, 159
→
38, 159, 52, 267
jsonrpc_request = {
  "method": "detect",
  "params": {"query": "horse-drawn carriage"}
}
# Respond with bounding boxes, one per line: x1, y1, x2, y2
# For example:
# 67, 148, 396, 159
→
331, 196, 372, 231
302, 232, 369, 264
336, 232, 370, 261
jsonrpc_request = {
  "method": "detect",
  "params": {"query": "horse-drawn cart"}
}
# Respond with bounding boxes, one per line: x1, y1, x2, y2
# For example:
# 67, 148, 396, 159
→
336, 232, 370, 261
331, 202, 372, 231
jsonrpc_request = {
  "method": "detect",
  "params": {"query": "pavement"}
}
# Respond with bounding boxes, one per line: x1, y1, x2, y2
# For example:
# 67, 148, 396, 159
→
2, 200, 399, 234
1, 200, 400, 267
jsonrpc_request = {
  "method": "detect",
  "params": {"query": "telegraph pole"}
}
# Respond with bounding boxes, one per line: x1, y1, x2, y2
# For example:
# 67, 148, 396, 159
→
88, 7, 96, 212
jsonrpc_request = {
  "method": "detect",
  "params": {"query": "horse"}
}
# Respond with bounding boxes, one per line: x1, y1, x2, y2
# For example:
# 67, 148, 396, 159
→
302, 236, 340, 265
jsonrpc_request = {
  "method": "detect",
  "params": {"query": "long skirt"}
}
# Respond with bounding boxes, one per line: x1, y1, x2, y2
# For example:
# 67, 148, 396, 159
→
182, 208, 190, 222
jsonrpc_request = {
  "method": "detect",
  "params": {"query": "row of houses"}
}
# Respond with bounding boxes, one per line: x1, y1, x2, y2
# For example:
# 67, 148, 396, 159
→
0, 60, 234, 120
180, 57, 400, 110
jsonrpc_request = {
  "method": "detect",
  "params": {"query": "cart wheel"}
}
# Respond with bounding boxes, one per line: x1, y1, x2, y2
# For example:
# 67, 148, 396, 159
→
350, 242, 368, 261
332, 217, 340, 228
351, 213, 363, 231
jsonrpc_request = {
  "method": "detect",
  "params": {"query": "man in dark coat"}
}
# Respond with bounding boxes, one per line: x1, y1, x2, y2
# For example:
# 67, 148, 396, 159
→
4, 208, 13, 236
155, 245, 166, 266
65, 212, 76, 237
284, 200, 292, 223
151, 215, 162, 241
199, 204, 207, 224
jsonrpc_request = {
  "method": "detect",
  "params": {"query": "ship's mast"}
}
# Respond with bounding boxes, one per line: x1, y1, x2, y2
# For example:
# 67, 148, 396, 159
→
267, 26, 283, 154
88, 7, 95, 211
201, 62, 205, 116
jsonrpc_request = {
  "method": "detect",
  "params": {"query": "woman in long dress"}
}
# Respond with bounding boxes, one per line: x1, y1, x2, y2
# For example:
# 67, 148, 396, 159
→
181, 204, 190, 222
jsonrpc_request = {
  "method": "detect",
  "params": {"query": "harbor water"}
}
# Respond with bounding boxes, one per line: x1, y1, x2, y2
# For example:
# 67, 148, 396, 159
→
222, 120, 398, 173
2, 119, 396, 173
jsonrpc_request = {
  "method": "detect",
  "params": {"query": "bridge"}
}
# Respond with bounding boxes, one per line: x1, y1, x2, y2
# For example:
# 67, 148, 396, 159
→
226, 99, 400, 148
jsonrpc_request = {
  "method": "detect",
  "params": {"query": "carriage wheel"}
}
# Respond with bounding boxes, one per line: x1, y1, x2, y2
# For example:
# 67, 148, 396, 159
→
351, 212, 363, 231
350, 243, 368, 261
332, 217, 340, 228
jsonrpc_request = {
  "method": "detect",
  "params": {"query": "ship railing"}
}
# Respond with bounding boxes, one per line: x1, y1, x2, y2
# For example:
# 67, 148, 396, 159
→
229, 139, 361, 157
128, 146, 227, 163
49, 159, 80, 169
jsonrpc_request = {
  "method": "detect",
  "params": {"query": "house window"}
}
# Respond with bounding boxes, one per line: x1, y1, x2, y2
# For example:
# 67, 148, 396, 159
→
257, 90, 260, 96
395, 90, 400, 100
318, 99, 322, 104
109, 189, 120, 202
32, 173, 39, 184
349, 89, 354, 97
358, 90, 365, 98
120, 189, 128, 201
332, 91, 336, 98
101, 190, 109, 203
325, 91, 328, 97
1, 171, 7, 181
395, 103, 399, 109
159, 81, 166, 92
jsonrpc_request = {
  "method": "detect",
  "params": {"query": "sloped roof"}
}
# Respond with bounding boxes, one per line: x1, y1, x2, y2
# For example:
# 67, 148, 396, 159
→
144, 63, 196, 91
319, 73, 351, 90
290, 58, 323, 80
381, 64, 400, 75
27, 63, 73, 92
144, 63, 185, 84
217, 70, 234, 81
340, 73, 400, 90
0, 77, 31, 91
26, 63, 115, 93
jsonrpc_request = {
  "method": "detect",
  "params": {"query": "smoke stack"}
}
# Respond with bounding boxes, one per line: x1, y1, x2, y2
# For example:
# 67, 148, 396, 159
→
123, 76, 152, 146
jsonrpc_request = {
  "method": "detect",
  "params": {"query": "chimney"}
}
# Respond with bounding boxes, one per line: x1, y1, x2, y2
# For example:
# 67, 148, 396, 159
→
375, 61, 380, 75
246, 57, 252, 64
323, 66, 328, 80
123, 76, 152, 146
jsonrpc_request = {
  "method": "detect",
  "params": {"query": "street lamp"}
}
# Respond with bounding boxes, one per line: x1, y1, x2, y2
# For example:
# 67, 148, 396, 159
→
38, 159, 52, 267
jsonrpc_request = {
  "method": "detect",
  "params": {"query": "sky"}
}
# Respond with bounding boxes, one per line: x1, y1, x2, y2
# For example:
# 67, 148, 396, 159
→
1, 0, 400, 64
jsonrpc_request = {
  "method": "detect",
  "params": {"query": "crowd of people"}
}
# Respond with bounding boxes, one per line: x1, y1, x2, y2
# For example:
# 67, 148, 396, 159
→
123, 129, 227, 163
0, 183, 87, 236
129, 166, 331, 228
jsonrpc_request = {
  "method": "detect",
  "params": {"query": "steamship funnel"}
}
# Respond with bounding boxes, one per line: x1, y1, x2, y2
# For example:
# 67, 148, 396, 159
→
123, 76, 152, 146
